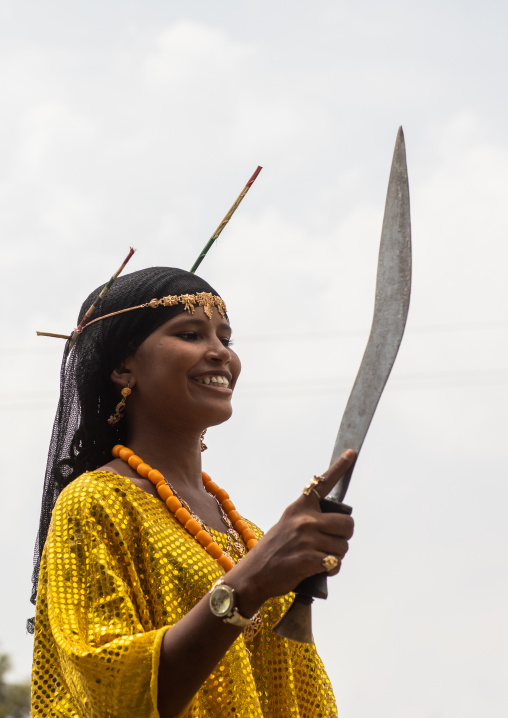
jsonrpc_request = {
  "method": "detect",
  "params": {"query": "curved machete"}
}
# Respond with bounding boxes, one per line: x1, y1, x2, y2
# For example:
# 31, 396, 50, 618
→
328, 125, 412, 502
273, 126, 412, 642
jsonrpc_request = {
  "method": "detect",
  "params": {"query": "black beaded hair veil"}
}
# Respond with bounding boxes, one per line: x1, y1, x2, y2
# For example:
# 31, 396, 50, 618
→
28, 267, 224, 632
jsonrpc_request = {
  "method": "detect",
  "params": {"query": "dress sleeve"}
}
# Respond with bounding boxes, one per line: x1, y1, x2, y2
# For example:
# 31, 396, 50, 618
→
35, 477, 170, 718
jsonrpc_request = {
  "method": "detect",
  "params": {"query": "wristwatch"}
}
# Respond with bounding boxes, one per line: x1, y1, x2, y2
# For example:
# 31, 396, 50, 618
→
209, 578, 252, 628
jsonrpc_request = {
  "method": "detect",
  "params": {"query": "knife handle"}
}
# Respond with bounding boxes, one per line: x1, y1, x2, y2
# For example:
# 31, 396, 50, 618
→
293, 498, 353, 600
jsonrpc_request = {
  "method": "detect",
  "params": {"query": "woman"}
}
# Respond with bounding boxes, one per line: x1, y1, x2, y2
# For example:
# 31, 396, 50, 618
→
30, 266, 355, 717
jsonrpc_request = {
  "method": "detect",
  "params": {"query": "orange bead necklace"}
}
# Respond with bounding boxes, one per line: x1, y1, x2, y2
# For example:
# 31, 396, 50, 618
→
112, 444, 258, 572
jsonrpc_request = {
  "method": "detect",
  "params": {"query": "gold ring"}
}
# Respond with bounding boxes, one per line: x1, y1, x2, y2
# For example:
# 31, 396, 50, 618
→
302, 474, 327, 496
322, 555, 339, 572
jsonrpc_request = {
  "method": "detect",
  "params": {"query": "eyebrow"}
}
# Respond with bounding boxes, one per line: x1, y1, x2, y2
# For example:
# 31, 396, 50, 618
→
171, 316, 232, 333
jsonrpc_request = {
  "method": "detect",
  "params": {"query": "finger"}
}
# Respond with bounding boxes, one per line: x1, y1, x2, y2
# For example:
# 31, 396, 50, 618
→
300, 449, 356, 503
317, 513, 355, 540
314, 449, 357, 498
314, 536, 350, 558
326, 563, 342, 577
320, 553, 342, 574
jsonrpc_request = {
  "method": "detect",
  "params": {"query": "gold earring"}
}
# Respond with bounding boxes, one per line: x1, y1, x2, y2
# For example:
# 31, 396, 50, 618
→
200, 429, 208, 452
108, 385, 132, 425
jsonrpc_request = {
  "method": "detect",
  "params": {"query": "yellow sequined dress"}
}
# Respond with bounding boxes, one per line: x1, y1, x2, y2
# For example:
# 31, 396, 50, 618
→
32, 471, 338, 717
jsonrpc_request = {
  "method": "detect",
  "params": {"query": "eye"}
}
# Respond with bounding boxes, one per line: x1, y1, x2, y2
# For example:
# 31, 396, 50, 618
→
220, 337, 234, 348
176, 332, 198, 342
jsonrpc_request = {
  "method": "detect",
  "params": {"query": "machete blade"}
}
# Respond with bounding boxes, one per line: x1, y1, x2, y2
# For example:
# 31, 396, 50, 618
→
273, 127, 412, 642
327, 126, 412, 503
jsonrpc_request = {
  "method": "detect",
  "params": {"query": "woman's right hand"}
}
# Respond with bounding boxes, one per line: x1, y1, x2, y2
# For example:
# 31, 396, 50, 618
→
226, 449, 356, 618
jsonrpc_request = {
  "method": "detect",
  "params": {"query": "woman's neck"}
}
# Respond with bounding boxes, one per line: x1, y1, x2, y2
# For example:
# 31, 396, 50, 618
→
99, 427, 229, 531
126, 427, 204, 490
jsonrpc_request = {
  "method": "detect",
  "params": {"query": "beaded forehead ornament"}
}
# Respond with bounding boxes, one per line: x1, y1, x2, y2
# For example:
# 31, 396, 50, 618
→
37, 290, 228, 342
83, 291, 227, 328
39, 282, 227, 343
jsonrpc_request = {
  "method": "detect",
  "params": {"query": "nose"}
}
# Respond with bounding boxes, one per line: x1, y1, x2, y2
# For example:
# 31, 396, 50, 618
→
205, 337, 231, 364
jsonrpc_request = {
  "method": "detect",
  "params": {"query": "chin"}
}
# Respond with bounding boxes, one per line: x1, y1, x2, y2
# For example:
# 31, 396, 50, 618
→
200, 403, 234, 428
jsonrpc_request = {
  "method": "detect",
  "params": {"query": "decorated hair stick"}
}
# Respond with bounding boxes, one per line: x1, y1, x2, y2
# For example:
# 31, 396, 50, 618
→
67, 247, 136, 350
190, 166, 262, 274
35, 331, 72, 339
36, 247, 136, 346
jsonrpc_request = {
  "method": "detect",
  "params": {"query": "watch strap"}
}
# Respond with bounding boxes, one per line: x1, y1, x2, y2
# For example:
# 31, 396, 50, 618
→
223, 607, 252, 628
209, 578, 252, 628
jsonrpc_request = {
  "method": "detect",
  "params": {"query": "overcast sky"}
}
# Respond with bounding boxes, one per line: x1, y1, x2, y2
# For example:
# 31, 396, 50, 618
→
1, 1, 507, 716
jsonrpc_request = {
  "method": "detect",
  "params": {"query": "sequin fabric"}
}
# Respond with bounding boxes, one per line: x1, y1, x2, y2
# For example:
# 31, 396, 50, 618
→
32, 472, 338, 717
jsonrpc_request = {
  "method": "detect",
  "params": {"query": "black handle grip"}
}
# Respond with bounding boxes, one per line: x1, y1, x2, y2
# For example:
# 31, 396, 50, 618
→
293, 498, 353, 600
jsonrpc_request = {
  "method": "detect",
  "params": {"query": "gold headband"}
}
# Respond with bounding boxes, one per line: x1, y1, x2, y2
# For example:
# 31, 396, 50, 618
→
37, 292, 228, 341
85, 291, 227, 327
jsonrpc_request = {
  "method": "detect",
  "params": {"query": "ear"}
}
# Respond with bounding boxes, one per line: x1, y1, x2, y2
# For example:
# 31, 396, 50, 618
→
110, 362, 135, 391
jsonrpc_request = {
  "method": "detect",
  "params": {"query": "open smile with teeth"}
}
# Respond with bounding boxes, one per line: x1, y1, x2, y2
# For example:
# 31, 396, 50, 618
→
193, 375, 230, 388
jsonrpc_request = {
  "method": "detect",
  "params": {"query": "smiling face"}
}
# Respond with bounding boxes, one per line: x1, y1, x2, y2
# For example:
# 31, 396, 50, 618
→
112, 306, 241, 437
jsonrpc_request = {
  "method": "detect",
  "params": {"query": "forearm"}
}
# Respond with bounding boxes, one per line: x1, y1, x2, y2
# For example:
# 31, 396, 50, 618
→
157, 567, 263, 717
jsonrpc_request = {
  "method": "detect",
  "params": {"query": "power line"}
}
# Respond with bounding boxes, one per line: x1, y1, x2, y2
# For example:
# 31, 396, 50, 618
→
1, 319, 506, 356
234, 369, 508, 396
235, 320, 508, 344
0, 346, 64, 356
0, 320, 508, 357
1, 369, 506, 410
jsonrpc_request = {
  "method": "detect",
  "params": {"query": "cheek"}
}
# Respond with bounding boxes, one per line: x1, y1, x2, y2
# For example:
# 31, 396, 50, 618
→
231, 351, 241, 380
132, 349, 185, 391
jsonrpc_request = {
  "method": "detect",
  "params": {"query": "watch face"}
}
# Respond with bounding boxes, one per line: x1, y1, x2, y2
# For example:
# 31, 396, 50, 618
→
210, 585, 234, 617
